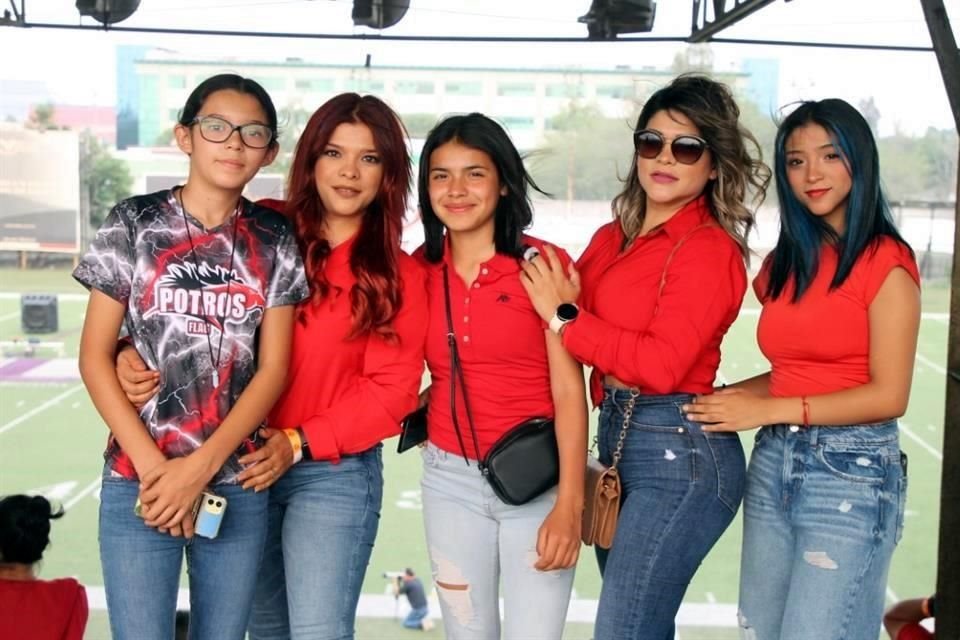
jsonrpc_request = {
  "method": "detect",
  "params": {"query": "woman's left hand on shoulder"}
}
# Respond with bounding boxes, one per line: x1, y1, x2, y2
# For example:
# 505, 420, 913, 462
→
519, 244, 581, 324
237, 427, 294, 492
535, 501, 582, 571
683, 388, 768, 432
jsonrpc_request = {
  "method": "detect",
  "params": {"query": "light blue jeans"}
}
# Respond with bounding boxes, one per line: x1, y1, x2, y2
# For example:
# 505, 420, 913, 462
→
247, 446, 384, 640
99, 477, 268, 640
738, 422, 907, 640
420, 443, 575, 639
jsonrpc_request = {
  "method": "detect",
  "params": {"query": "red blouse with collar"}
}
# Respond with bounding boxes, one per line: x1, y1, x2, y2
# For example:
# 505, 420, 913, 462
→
267, 232, 428, 462
563, 196, 746, 405
417, 235, 573, 460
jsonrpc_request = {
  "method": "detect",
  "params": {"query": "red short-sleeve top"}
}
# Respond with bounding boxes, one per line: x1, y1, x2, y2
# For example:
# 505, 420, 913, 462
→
755, 236, 920, 398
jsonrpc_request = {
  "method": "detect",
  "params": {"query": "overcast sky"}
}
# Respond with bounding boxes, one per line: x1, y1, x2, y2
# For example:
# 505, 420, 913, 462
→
1, 0, 957, 136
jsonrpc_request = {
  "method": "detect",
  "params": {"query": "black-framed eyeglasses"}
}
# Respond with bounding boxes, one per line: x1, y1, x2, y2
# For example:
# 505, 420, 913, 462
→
190, 116, 274, 149
633, 129, 709, 165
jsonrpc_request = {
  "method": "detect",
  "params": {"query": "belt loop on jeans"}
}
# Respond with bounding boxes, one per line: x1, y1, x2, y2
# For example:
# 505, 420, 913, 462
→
807, 425, 820, 447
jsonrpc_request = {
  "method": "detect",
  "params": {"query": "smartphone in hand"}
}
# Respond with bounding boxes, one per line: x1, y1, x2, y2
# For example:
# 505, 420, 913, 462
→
193, 491, 227, 539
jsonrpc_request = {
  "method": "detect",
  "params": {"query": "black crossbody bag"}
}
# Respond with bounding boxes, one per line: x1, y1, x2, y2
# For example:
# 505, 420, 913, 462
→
440, 265, 560, 506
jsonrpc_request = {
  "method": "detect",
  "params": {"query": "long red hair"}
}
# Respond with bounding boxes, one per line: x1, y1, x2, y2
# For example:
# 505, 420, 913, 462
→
285, 93, 410, 339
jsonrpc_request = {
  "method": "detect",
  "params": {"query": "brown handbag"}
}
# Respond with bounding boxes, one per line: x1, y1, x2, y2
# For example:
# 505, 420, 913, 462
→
581, 390, 637, 549
581, 455, 620, 548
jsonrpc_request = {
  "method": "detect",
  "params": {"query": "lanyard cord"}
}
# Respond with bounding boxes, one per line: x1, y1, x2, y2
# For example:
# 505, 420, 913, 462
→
175, 186, 241, 387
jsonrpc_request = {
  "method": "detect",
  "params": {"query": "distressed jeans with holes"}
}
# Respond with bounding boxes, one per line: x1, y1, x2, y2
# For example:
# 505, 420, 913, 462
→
420, 443, 575, 640
593, 389, 746, 640
737, 422, 906, 640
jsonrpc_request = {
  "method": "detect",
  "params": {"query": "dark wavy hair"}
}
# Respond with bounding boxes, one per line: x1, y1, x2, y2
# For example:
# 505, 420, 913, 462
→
418, 113, 544, 263
765, 98, 912, 301
285, 93, 410, 338
178, 73, 279, 147
0, 494, 64, 565
613, 74, 770, 260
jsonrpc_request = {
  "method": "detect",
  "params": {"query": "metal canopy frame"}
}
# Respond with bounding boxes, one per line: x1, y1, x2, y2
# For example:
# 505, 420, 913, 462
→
1, 0, 958, 635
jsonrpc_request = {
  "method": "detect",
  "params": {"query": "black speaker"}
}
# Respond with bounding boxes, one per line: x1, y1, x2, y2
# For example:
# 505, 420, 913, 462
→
21, 294, 58, 334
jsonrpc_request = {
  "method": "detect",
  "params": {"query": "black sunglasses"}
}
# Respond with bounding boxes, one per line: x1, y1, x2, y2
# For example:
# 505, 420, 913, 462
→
633, 129, 709, 165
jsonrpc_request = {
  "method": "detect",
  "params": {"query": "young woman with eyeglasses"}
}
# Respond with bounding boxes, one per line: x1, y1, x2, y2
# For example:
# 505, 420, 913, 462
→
114, 92, 428, 639
521, 74, 770, 640
684, 99, 920, 640
416, 113, 588, 639
75, 74, 308, 640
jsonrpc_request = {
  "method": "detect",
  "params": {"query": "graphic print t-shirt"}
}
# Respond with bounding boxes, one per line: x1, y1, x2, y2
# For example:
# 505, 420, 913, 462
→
73, 189, 309, 484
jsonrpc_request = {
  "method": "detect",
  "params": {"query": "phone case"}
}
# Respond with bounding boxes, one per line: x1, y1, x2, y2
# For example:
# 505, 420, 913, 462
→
194, 492, 227, 539
397, 405, 428, 453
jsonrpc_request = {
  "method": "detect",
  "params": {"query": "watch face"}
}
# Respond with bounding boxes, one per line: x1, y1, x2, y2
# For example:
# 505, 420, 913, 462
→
557, 303, 579, 322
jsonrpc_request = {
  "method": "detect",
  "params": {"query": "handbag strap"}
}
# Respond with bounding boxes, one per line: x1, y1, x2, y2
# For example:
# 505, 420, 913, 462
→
442, 265, 484, 466
602, 220, 720, 466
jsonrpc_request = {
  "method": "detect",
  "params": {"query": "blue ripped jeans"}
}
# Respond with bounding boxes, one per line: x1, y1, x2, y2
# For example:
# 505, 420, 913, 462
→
737, 421, 907, 640
593, 389, 746, 640
420, 443, 575, 639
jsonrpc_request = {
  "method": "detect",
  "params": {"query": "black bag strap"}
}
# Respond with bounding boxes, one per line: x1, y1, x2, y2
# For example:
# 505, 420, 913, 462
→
442, 265, 484, 466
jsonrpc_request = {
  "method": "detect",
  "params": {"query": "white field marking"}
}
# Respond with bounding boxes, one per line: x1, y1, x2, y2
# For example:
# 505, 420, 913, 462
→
914, 352, 946, 376
706, 592, 717, 604
83, 591, 745, 626
886, 586, 900, 605
71, 401, 80, 409
928, 424, 937, 431
0, 384, 85, 435
0, 311, 19, 322
64, 477, 100, 510
900, 421, 943, 462
27, 481, 78, 501
15, 400, 24, 407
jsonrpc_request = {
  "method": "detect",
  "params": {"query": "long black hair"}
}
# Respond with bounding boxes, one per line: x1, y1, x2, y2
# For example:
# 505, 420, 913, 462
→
418, 113, 545, 263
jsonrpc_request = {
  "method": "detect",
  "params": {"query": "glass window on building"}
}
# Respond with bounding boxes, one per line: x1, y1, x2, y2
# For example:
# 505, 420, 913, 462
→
444, 82, 482, 96
596, 84, 634, 99
294, 78, 335, 92
497, 82, 535, 97
395, 81, 435, 95
499, 116, 535, 130
256, 77, 287, 91
545, 84, 584, 98
344, 79, 385, 93
167, 75, 187, 89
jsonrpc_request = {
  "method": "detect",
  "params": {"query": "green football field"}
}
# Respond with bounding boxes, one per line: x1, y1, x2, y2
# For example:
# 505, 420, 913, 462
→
0, 269, 948, 639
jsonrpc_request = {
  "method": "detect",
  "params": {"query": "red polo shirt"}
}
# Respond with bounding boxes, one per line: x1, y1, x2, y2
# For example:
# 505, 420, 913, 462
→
418, 236, 572, 460
268, 232, 428, 462
563, 196, 746, 404
756, 236, 919, 398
